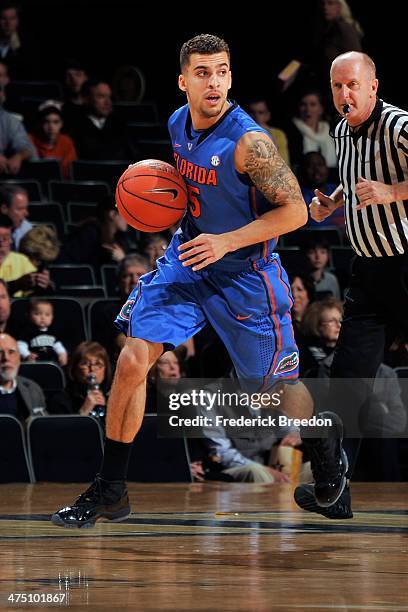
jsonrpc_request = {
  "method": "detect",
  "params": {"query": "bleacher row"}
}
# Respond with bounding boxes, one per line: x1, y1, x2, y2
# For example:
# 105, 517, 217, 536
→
0, 413, 192, 484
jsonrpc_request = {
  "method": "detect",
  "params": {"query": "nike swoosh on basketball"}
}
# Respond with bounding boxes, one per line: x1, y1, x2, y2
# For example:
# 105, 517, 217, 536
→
236, 314, 253, 320
145, 188, 178, 200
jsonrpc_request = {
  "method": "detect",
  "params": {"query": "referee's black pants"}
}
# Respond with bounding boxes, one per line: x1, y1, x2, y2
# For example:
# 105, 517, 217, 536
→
328, 253, 408, 477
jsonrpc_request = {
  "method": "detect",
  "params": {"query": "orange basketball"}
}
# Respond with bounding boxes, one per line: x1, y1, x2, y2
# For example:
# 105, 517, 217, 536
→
115, 159, 188, 232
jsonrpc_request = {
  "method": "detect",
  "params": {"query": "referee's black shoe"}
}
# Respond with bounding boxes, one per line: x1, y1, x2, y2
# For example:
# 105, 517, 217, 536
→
294, 483, 353, 519
51, 475, 131, 528
302, 411, 348, 507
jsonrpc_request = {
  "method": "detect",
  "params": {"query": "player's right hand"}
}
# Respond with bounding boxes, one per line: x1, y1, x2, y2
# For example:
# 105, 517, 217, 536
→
309, 189, 336, 222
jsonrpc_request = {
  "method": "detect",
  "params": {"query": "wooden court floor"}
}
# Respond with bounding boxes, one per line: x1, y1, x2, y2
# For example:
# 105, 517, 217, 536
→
0, 482, 407, 611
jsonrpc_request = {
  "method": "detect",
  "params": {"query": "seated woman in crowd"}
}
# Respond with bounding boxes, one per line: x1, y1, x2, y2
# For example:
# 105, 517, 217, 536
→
49, 341, 111, 417
300, 296, 343, 376
285, 90, 337, 178
29, 101, 77, 179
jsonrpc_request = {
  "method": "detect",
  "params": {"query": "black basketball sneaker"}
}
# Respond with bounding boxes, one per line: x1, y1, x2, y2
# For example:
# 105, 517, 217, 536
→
301, 411, 349, 507
51, 476, 131, 528
294, 483, 353, 519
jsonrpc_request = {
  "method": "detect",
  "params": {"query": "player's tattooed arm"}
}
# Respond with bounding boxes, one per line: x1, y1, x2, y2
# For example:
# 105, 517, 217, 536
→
236, 131, 304, 206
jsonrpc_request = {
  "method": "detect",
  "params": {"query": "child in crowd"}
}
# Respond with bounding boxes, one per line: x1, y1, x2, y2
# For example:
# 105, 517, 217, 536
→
302, 237, 340, 299
17, 300, 68, 365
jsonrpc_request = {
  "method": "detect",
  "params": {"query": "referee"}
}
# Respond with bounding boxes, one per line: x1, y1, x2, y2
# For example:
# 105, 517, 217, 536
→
295, 51, 408, 519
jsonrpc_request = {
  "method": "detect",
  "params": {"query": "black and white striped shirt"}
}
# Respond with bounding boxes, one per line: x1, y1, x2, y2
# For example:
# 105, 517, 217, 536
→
334, 98, 408, 257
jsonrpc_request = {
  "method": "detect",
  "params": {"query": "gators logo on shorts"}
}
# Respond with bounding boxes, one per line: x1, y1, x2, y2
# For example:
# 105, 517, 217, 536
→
118, 299, 135, 321
274, 351, 299, 375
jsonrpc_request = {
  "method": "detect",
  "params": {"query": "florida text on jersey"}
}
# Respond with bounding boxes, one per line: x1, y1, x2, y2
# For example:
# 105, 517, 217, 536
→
168, 102, 279, 271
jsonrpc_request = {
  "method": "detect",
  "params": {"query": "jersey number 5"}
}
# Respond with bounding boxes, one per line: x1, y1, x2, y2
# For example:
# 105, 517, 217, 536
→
187, 185, 201, 218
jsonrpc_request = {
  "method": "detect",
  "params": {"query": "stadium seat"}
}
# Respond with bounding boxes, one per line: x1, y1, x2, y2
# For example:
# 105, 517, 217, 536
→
138, 140, 173, 164
48, 264, 96, 288
70, 160, 130, 188
19, 160, 62, 195
10, 297, 87, 352
275, 247, 303, 274
19, 361, 66, 403
0, 415, 33, 483
283, 227, 343, 248
87, 298, 121, 349
27, 416, 104, 482
127, 122, 169, 142
101, 264, 118, 297
58, 285, 106, 298
114, 102, 159, 123
67, 201, 97, 223
7, 80, 63, 100
127, 414, 193, 482
1, 179, 43, 201
28, 201, 65, 238
48, 180, 111, 205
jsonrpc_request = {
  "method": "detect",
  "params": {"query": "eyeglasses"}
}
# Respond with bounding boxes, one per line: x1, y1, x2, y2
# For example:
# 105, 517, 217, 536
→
78, 360, 105, 370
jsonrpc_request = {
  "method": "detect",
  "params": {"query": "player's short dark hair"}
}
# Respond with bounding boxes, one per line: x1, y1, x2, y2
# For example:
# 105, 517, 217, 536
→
180, 34, 230, 70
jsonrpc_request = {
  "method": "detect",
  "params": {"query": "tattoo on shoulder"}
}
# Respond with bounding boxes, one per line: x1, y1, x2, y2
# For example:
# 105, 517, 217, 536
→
243, 136, 301, 203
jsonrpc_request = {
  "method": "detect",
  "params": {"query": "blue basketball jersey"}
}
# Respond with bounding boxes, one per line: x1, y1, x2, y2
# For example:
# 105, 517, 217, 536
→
168, 102, 279, 271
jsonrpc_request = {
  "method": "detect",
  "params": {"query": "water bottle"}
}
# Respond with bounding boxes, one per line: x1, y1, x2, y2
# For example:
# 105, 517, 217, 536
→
86, 374, 105, 419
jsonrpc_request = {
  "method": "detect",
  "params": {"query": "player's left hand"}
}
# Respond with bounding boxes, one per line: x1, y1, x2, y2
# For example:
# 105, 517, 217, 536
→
355, 177, 397, 210
178, 233, 230, 271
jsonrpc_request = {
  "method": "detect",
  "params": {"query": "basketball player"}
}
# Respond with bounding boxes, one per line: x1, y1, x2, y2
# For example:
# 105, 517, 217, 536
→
52, 34, 346, 528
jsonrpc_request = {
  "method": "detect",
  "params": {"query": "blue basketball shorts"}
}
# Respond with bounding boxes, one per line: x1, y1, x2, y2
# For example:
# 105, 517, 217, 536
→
115, 234, 299, 389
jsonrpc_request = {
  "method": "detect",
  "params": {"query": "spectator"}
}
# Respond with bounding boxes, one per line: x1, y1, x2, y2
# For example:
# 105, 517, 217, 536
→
49, 341, 111, 417
0, 1, 33, 78
202, 417, 300, 483
143, 234, 169, 270
92, 253, 150, 359
63, 59, 88, 107
67, 77, 137, 160
0, 332, 47, 421
29, 101, 77, 179
0, 278, 11, 332
58, 195, 133, 267
285, 90, 337, 177
0, 59, 20, 117
19, 225, 60, 269
301, 237, 341, 299
16, 299, 68, 366
300, 297, 343, 375
290, 272, 314, 328
0, 184, 31, 249
0, 97, 37, 175
246, 97, 290, 165
0, 57, 9, 105
299, 152, 345, 230
0, 214, 53, 297
311, 0, 363, 84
